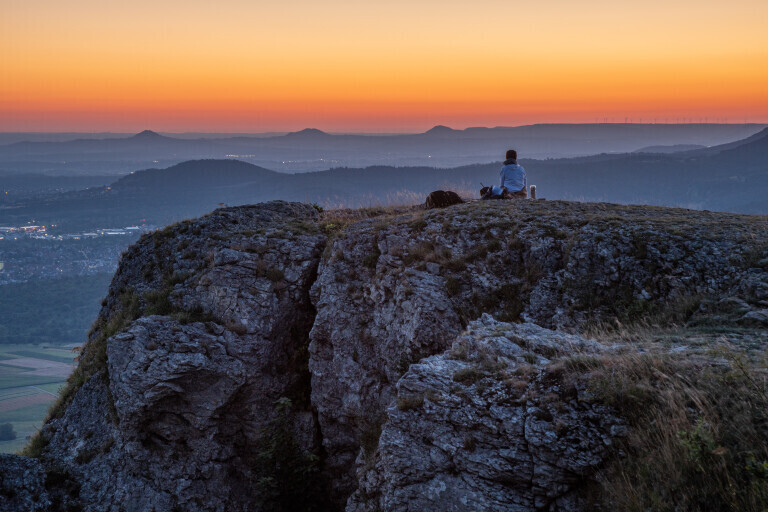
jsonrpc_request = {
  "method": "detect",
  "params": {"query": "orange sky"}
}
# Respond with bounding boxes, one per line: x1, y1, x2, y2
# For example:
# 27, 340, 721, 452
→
2, 0, 767, 132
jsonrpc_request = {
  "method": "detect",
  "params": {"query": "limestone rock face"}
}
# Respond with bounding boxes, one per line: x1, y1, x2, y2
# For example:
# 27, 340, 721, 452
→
309, 219, 463, 501
40, 201, 329, 511
0, 454, 51, 512
3, 200, 767, 511
42, 374, 126, 510
346, 315, 623, 512
308, 200, 766, 502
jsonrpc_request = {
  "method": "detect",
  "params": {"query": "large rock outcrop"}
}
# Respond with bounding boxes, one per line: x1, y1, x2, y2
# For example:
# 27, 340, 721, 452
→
309, 200, 768, 501
38, 202, 329, 511
2, 199, 766, 511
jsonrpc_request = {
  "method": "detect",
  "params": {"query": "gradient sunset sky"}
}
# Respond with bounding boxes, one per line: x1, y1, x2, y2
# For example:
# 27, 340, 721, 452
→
2, 0, 767, 132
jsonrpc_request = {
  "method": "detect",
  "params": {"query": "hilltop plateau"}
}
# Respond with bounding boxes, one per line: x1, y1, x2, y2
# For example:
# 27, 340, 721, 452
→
1, 199, 767, 511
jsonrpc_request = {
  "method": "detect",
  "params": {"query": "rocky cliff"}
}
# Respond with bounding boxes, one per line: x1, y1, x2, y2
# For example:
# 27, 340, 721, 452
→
2, 200, 767, 511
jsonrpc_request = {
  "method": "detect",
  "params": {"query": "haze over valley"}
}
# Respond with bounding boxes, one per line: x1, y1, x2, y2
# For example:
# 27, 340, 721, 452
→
1, 124, 766, 238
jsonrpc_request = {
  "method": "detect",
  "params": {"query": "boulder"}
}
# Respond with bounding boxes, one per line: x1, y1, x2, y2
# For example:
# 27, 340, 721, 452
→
347, 315, 623, 511
425, 190, 464, 209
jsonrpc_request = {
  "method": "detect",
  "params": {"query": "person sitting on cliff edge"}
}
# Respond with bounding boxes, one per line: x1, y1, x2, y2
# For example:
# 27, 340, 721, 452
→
500, 149, 527, 198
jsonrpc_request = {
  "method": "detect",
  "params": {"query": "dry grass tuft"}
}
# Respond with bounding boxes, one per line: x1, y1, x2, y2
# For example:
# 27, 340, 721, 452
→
560, 348, 768, 511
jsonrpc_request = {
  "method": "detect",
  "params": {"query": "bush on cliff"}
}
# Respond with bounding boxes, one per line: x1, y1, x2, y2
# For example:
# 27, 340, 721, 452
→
0, 423, 16, 441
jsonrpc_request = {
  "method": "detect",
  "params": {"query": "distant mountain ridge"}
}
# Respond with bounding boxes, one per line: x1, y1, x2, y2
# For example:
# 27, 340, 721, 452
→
0, 124, 764, 175
633, 144, 705, 154
113, 159, 279, 190
129, 130, 168, 140
2, 126, 767, 232
283, 128, 330, 138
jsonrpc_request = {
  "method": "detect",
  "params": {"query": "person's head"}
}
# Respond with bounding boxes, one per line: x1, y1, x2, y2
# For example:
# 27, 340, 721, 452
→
506, 149, 517, 160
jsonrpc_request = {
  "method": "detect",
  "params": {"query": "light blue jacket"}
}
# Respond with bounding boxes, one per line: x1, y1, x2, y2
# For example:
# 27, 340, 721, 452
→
500, 159, 526, 192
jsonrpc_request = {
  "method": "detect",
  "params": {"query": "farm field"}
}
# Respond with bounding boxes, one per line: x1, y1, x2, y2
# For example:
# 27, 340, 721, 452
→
0, 344, 76, 453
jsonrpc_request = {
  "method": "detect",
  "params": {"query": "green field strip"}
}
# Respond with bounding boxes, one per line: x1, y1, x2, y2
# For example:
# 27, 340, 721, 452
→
0, 363, 26, 373
0, 374, 67, 389
0, 437, 30, 455
0, 387, 39, 401
6, 350, 76, 364
0, 402, 52, 424
46, 353, 78, 363
35, 382, 65, 395
38, 347, 78, 357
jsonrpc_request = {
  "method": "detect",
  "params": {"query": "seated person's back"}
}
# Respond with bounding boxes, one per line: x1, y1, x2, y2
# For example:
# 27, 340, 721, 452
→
500, 149, 526, 194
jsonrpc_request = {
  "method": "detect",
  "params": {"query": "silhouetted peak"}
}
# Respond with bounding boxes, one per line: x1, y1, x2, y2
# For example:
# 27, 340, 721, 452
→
285, 128, 329, 137
425, 125, 455, 134
130, 130, 165, 140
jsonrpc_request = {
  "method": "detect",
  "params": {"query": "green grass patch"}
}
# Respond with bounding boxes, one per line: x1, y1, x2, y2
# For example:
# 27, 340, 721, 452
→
445, 277, 462, 297
453, 366, 483, 384
144, 288, 173, 316
265, 268, 285, 282
396, 394, 425, 411
252, 397, 327, 510
569, 352, 768, 511
363, 247, 381, 269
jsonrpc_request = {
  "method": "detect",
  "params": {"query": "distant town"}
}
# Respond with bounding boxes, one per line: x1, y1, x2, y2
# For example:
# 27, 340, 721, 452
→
0, 222, 155, 241
0, 222, 156, 284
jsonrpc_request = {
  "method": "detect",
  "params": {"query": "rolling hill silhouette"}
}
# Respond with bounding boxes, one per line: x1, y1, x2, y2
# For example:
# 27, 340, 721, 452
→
1, 128, 766, 231
129, 130, 169, 141
1, 124, 765, 175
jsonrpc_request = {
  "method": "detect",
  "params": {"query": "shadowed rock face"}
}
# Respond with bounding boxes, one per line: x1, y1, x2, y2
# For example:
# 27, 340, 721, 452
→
2, 200, 767, 511
0, 454, 51, 511
38, 201, 329, 511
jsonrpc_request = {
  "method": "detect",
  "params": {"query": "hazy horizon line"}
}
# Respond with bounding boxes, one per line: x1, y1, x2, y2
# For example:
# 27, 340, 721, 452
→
2, 121, 767, 137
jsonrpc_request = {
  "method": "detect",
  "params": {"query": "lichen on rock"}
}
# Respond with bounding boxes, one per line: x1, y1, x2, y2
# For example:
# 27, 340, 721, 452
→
347, 315, 623, 512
